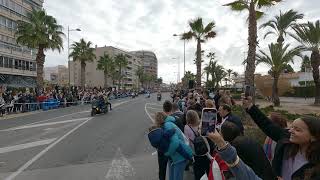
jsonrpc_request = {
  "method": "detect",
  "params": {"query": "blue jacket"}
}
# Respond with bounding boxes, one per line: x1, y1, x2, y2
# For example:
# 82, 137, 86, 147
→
163, 116, 193, 163
148, 128, 192, 161
218, 144, 262, 180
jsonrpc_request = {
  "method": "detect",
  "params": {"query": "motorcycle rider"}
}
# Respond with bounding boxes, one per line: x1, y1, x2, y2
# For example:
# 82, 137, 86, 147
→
104, 91, 112, 111
97, 93, 106, 111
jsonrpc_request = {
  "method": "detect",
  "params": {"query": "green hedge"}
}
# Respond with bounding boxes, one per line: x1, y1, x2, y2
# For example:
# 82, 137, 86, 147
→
283, 86, 315, 97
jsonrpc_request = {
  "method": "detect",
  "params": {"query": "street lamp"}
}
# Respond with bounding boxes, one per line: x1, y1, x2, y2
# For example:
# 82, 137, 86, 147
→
68, 26, 81, 86
173, 33, 186, 77
172, 57, 180, 83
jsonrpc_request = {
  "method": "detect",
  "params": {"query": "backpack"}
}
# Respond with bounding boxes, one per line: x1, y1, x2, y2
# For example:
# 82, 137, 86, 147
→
188, 125, 211, 157
172, 114, 185, 133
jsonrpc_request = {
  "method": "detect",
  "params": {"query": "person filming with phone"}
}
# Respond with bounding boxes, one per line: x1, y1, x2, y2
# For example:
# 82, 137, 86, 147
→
243, 95, 320, 180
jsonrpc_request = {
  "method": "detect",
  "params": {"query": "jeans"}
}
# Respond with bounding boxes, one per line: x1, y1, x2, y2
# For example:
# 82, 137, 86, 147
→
169, 160, 187, 180
157, 151, 168, 180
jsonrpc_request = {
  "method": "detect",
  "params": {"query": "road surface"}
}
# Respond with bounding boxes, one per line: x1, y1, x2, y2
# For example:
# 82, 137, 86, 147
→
0, 93, 193, 180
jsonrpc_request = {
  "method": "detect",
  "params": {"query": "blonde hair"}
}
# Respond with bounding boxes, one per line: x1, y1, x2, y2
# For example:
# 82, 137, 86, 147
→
155, 112, 167, 127
205, 99, 215, 108
186, 110, 200, 126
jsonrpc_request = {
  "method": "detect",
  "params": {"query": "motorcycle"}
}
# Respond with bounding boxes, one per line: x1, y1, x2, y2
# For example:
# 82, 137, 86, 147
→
157, 94, 161, 101
91, 99, 108, 116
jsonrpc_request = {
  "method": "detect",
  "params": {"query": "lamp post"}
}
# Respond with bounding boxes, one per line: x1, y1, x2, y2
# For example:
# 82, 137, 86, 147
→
173, 33, 186, 76
68, 26, 81, 86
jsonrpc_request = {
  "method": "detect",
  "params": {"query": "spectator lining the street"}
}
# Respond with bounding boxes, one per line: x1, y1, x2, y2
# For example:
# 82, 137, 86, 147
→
221, 121, 277, 180
243, 96, 320, 180
264, 112, 288, 162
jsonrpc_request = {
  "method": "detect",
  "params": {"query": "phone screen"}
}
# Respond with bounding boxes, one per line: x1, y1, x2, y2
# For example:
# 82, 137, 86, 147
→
201, 108, 217, 136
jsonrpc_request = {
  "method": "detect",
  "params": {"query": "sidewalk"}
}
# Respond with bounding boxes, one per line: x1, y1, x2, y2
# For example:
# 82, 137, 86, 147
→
256, 97, 320, 115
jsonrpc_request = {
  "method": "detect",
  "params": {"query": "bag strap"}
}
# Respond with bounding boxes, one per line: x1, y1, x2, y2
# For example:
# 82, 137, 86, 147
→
188, 125, 199, 137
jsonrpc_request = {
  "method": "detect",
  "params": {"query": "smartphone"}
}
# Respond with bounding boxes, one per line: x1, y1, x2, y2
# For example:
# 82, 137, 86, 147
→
200, 108, 217, 136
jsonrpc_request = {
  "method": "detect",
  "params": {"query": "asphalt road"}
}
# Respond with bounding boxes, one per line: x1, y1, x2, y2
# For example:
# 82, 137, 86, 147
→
0, 93, 194, 180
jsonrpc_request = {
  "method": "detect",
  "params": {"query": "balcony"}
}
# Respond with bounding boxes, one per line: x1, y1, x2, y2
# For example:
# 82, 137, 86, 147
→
0, 67, 36, 76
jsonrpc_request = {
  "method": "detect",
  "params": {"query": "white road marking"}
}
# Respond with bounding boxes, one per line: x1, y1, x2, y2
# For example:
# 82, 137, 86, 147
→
9, 110, 90, 130
0, 138, 57, 154
151, 151, 157, 156
144, 103, 155, 123
4, 118, 92, 180
0, 117, 90, 132
105, 147, 135, 180
146, 107, 162, 110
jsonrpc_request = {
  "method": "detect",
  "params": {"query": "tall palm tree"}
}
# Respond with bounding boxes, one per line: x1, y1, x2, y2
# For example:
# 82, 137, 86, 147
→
300, 55, 311, 72
15, 9, 64, 91
97, 53, 114, 88
69, 38, 96, 88
292, 20, 320, 105
224, 0, 281, 95
227, 69, 233, 86
256, 43, 303, 106
114, 54, 128, 89
136, 66, 144, 89
261, 9, 304, 44
181, 17, 217, 88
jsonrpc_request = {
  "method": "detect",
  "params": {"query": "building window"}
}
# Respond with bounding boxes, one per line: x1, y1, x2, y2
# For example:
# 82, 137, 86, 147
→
21, 60, 25, 70
14, 59, 18, 69
0, 56, 3, 67
26, 60, 29, 70
4, 56, 8, 67
8, 58, 13, 68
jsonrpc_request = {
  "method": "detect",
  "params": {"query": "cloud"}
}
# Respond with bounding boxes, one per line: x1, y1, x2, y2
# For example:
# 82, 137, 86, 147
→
43, 0, 320, 83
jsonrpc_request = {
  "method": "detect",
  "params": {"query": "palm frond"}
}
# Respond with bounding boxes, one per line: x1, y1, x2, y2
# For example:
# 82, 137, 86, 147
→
256, 10, 264, 20
181, 31, 196, 41
291, 20, 320, 51
223, 0, 248, 11
189, 17, 204, 35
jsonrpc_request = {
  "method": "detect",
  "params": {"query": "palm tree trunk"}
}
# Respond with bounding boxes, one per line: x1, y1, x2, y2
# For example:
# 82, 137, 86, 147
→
80, 62, 86, 88
104, 72, 108, 89
196, 39, 202, 88
36, 46, 45, 93
272, 75, 280, 106
245, 1, 257, 96
311, 50, 320, 105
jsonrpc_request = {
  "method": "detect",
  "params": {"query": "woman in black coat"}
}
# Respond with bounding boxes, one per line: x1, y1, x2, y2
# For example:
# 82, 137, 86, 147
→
243, 97, 320, 180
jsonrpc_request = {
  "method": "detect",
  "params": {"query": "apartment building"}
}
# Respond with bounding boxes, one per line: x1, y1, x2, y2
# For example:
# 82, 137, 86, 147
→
0, 0, 43, 88
70, 46, 143, 90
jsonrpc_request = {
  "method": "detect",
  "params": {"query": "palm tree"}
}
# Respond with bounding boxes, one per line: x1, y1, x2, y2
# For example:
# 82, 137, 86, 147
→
114, 54, 128, 89
232, 72, 239, 78
181, 17, 217, 88
292, 20, 320, 105
136, 66, 144, 89
261, 9, 304, 44
300, 55, 311, 72
97, 53, 114, 88
256, 43, 303, 106
69, 38, 96, 88
15, 9, 64, 91
182, 71, 196, 88
215, 65, 227, 89
227, 69, 233, 86
224, 0, 281, 95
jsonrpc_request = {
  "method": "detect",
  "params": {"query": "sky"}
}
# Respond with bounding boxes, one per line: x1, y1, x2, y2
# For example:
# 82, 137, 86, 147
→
43, 0, 320, 84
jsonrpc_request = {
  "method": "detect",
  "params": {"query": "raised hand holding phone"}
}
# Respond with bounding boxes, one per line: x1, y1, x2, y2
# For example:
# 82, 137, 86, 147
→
200, 108, 217, 136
